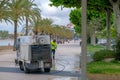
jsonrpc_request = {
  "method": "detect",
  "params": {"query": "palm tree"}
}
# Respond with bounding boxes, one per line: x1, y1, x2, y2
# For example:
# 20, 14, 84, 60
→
0, 0, 10, 22
8, 0, 26, 50
39, 18, 53, 34
30, 18, 41, 35
30, 18, 53, 35
23, 0, 41, 35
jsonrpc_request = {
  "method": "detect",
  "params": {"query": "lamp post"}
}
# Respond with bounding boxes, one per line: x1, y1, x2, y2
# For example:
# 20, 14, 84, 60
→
80, 0, 87, 80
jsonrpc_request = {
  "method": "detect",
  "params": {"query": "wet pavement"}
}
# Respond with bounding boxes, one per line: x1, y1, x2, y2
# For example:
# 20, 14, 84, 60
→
0, 41, 81, 80
52, 42, 81, 80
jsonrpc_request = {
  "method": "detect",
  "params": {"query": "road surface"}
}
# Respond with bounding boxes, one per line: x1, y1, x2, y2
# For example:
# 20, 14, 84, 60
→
0, 41, 81, 80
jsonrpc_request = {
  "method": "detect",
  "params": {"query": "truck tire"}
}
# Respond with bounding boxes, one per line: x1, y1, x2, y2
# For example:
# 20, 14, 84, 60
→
19, 64, 24, 71
44, 68, 50, 72
24, 67, 30, 73
24, 65, 30, 73
15, 59, 18, 65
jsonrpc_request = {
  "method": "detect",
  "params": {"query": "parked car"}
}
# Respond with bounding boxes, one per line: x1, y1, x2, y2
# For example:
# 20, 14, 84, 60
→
98, 39, 107, 46
98, 39, 116, 49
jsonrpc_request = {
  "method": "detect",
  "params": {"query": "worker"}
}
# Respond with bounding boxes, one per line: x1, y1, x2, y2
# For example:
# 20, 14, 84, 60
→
51, 39, 57, 59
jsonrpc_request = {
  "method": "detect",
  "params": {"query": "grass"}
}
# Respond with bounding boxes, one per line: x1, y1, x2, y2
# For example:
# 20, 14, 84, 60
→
87, 44, 120, 79
87, 44, 105, 55
87, 61, 120, 74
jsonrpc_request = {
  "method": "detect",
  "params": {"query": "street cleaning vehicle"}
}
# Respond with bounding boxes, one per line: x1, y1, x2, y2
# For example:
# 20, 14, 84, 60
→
15, 35, 52, 73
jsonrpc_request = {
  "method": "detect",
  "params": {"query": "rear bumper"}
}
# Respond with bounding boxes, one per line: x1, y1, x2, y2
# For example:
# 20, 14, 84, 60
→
24, 61, 52, 70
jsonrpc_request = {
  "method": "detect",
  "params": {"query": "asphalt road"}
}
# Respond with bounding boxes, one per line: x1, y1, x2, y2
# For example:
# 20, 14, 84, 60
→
0, 41, 81, 80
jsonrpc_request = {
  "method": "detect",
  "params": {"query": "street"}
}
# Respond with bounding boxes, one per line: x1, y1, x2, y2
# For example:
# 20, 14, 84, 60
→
0, 41, 81, 80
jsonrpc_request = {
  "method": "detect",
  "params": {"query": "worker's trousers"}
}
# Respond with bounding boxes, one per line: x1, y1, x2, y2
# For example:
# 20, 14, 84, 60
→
52, 49, 55, 59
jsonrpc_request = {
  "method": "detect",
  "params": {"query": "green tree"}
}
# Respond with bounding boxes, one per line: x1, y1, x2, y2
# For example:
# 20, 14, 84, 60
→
38, 18, 53, 34
52, 25, 74, 40
70, 9, 104, 45
50, 0, 113, 49
69, 9, 81, 34
50, 0, 81, 8
8, 0, 26, 50
30, 18, 74, 40
109, 0, 120, 38
29, 18, 41, 35
88, 0, 113, 49
108, 1, 120, 60
30, 18, 53, 35
0, 0, 10, 22
0, 30, 9, 39
23, 0, 41, 35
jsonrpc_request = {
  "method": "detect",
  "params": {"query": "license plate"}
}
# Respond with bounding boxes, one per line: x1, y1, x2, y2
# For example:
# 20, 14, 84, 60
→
44, 63, 50, 67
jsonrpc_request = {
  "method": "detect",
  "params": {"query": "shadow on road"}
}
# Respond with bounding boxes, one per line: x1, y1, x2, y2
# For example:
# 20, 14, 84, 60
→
0, 67, 80, 77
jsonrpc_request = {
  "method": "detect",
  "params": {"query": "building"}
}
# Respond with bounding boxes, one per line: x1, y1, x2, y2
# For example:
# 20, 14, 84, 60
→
66, 23, 75, 33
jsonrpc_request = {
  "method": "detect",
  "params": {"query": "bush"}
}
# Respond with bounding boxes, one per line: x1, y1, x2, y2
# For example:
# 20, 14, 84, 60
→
87, 44, 105, 55
93, 49, 115, 61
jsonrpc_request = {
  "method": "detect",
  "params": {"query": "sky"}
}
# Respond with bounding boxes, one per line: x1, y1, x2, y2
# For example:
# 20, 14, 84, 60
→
0, 0, 71, 33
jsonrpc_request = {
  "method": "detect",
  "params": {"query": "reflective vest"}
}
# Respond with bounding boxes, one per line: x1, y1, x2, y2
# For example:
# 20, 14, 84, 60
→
51, 41, 57, 50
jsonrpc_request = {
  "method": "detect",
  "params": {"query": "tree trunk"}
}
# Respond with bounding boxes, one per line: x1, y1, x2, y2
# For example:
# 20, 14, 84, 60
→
112, 2, 120, 37
80, 0, 87, 80
106, 10, 111, 50
90, 30, 96, 46
25, 17, 28, 36
109, 0, 120, 60
13, 20, 17, 51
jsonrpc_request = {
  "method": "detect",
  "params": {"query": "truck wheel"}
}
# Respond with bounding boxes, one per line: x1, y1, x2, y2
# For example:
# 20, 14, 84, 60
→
24, 66, 30, 73
19, 64, 24, 71
15, 59, 18, 65
44, 68, 50, 72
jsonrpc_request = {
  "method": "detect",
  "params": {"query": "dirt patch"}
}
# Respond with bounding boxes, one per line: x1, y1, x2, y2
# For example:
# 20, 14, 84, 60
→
0, 46, 13, 51
88, 74, 120, 80
0, 46, 15, 55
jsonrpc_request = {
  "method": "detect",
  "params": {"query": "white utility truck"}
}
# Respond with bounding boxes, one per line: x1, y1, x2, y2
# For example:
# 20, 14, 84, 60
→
15, 35, 52, 73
